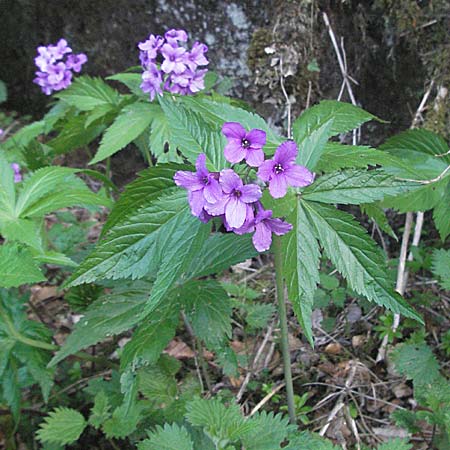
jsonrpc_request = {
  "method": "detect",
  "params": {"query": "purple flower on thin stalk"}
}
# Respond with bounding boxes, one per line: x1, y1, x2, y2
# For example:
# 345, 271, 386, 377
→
252, 203, 292, 252
222, 122, 266, 167
164, 29, 188, 46
174, 153, 222, 217
206, 169, 261, 229
161, 43, 187, 74
11, 163, 22, 183
257, 140, 314, 198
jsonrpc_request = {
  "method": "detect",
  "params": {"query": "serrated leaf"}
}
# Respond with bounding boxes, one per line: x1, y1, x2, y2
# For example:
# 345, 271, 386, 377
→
361, 203, 397, 240
302, 169, 416, 205
138, 424, 194, 450
293, 100, 378, 146
391, 341, 440, 385
0, 155, 16, 221
315, 142, 401, 172
102, 402, 142, 438
376, 438, 413, 450
2, 363, 20, 420
90, 102, 157, 164
55, 76, 120, 111
107, 72, 145, 96
242, 411, 295, 450
0, 218, 43, 250
158, 96, 228, 171
183, 280, 232, 347
296, 119, 334, 171
432, 249, 450, 290
68, 189, 192, 285
0, 244, 45, 288
284, 431, 340, 449
37, 408, 86, 445
185, 232, 258, 279
283, 200, 320, 345
181, 96, 282, 154
433, 187, 450, 240
301, 200, 422, 322
49, 284, 151, 366
88, 390, 111, 429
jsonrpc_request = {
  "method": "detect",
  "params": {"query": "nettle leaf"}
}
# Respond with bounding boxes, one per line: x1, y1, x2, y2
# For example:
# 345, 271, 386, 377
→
433, 187, 450, 240
183, 279, 232, 347
296, 119, 334, 171
102, 402, 142, 439
159, 96, 228, 171
0, 218, 43, 250
55, 76, 120, 111
284, 431, 341, 450
107, 72, 145, 97
376, 438, 413, 450
68, 188, 194, 284
283, 200, 320, 345
315, 142, 401, 172
138, 423, 194, 450
301, 201, 422, 322
0, 156, 16, 220
293, 100, 378, 145
181, 96, 282, 154
88, 390, 111, 429
186, 232, 258, 279
361, 203, 397, 240
302, 169, 416, 205
37, 407, 87, 445
90, 101, 157, 164
242, 411, 295, 450
0, 243, 45, 287
49, 284, 150, 366
432, 249, 450, 290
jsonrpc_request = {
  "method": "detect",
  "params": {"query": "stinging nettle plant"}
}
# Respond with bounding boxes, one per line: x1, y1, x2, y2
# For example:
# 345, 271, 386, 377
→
2, 27, 447, 448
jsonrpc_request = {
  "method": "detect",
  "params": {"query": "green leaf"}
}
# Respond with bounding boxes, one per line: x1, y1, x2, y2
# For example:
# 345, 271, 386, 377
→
296, 119, 333, 171
361, 203, 397, 240
282, 200, 320, 345
0, 155, 16, 221
285, 431, 341, 449
183, 280, 232, 347
49, 284, 150, 366
185, 232, 258, 279
158, 96, 228, 171
301, 201, 422, 322
376, 438, 413, 450
37, 408, 87, 445
138, 424, 194, 450
242, 412, 295, 450
293, 100, 378, 145
0, 218, 43, 250
90, 102, 156, 164
0, 244, 45, 288
302, 169, 416, 205
68, 188, 191, 284
432, 249, 450, 290
315, 143, 401, 172
391, 341, 440, 385
55, 76, 120, 111
0, 80, 7, 103
88, 390, 111, 429
433, 186, 450, 240
102, 402, 142, 438
181, 96, 282, 154
107, 72, 145, 96
2, 363, 20, 420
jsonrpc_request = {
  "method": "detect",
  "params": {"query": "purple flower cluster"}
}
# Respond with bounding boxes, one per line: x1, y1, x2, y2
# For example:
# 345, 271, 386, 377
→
33, 39, 87, 95
138, 29, 208, 101
174, 122, 314, 252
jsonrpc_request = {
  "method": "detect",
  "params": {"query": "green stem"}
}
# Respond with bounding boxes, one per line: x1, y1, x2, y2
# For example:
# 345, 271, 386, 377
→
273, 235, 296, 425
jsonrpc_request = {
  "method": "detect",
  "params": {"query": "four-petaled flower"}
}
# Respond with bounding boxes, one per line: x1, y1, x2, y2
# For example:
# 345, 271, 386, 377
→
161, 43, 187, 74
222, 122, 267, 167
253, 203, 292, 252
174, 154, 222, 217
257, 140, 314, 198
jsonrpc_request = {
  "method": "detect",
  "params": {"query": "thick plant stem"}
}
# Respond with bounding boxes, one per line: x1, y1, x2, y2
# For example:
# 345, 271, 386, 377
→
273, 235, 296, 425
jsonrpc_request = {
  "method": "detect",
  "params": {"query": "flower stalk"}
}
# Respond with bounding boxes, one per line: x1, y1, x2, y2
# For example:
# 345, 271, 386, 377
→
273, 235, 296, 424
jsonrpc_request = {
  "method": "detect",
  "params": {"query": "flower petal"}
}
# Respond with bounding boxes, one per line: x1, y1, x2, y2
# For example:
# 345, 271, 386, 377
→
230, 204, 255, 235
222, 122, 246, 140
188, 190, 206, 216
274, 140, 298, 166
174, 171, 203, 191
253, 222, 273, 252
225, 197, 246, 228
266, 218, 293, 235
285, 165, 314, 187
268, 174, 288, 199
245, 148, 265, 167
224, 140, 245, 164
204, 195, 227, 216
257, 160, 276, 182
219, 169, 242, 194
246, 129, 267, 148
203, 178, 223, 203
195, 153, 208, 177
240, 183, 262, 203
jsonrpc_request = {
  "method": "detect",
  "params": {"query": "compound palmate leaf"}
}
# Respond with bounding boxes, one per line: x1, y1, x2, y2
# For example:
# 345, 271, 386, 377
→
301, 200, 422, 322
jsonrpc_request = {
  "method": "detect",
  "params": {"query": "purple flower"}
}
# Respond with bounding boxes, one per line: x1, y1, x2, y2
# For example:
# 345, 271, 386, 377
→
66, 53, 87, 73
184, 42, 208, 71
165, 29, 188, 46
224, 204, 255, 235
252, 204, 292, 252
49, 39, 72, 59
222, 122, 267, 167
11, 163, 22, 183
257, 141, 314, 198
138, 34, 164, 61
174, 154, 222, 217
161, 43, 187, 74
206, 169, 261, 229
141, 63, 163, 101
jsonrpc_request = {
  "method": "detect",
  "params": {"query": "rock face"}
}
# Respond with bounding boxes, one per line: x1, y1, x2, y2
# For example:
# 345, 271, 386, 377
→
0, 0, 270, 114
